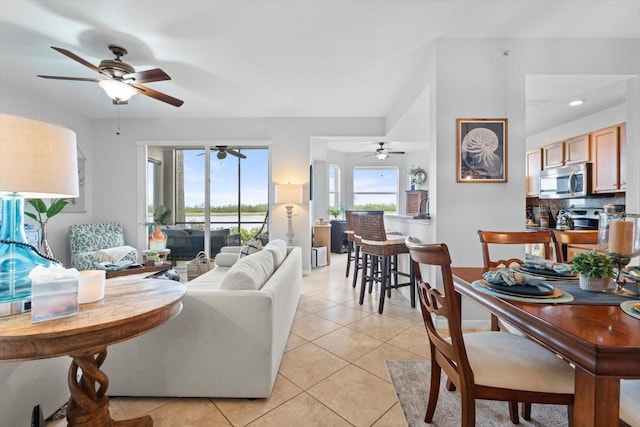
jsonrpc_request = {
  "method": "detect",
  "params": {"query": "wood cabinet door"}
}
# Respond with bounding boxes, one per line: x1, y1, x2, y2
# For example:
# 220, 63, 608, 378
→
406, 190, 428, 215
591, 126, 620, 193
564, 134, 590, 164
543, 141, 564, 168
525, 148, 542, 197
619, 123, 626, 190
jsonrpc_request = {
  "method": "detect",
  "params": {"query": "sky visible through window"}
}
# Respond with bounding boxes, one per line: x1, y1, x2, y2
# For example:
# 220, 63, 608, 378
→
353, 167, 398, 209
182, 149, 268, 207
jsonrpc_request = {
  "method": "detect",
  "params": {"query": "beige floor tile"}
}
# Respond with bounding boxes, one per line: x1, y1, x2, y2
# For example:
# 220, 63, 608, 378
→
372, 403, 407, 427
297, 295, 339, 313
308, 364, 398, 427
353, 342, 425, 381
315, 303, 372, 325
246, 392, 351, 427
148, 398, 230, 427
311, 285, 360, 304
284, 331, 308, 352
213, 374, 302, 426
387, 323, 430, 358
291, 313, 343, 340
313, 327, 384, 362
108, 397, 177, 421
279, 342, 349, 389
347, 313, 412, 342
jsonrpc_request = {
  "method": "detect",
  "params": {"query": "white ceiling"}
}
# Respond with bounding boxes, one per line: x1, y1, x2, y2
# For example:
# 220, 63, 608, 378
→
1, 0, 639, 151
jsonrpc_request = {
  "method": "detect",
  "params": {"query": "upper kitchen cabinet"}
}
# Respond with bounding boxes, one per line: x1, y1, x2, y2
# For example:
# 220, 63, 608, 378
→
564, 134, 590, 164
525, 148, 542, 197
591, 123, 625, 194
543, 141, 564, 169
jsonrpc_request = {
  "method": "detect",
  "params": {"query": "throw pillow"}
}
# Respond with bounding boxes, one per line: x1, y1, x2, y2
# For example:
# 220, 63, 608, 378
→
263, 239, 287, 267
238, 238, 262, 259
220, 250, 275, 290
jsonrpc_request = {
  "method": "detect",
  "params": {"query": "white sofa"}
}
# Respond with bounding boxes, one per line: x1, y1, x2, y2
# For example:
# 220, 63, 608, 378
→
103, 241, 302, 398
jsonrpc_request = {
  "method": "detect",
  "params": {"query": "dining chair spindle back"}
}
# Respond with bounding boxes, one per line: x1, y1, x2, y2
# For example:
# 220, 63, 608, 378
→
405, 238, 575, 427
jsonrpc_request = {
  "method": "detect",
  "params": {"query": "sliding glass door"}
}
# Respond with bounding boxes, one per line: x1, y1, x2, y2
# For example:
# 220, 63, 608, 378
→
147, 145, 269, 260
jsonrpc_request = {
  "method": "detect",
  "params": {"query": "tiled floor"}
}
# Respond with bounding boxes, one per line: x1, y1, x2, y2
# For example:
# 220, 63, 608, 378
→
47, 252, 427, 427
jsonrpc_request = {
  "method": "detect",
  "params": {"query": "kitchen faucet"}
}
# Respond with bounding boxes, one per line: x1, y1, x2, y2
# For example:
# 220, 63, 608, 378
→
414, 197, 430, 219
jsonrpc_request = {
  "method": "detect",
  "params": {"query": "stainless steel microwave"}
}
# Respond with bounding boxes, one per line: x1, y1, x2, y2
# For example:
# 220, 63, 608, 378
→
539, 162, 591, 199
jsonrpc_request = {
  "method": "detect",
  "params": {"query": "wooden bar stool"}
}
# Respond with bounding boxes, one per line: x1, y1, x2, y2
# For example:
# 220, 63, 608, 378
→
358, 213, 415, 314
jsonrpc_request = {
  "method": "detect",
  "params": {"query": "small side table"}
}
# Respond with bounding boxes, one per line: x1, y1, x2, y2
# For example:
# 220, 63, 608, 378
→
313, 224, 331, 265
142, 249, 171, 264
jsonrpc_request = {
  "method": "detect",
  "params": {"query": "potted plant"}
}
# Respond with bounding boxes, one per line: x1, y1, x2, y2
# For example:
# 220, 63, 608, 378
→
147, 205, 172, 250
328, 203, 346, 221
570, 250, 615, 291
25, 198, 69, 259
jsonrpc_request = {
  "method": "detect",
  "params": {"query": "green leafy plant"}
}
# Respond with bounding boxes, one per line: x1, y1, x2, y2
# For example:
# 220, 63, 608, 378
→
328, 203, 347, 220
570, 250, 615, 278
25, 198, 69, 228
152, 205, 172, 225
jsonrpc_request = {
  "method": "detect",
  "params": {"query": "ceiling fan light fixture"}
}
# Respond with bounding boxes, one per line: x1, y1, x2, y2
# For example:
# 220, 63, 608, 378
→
568, 99, 584, 107
217, 150, 227, 159
98, 79, 137, 102
375, 151, 388, 160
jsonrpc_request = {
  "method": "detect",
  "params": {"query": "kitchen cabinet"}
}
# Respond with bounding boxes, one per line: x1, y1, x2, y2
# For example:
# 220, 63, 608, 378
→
405, 190, 428, 216
620, 123, 627, 190
525, 148, 542, 197
564, 134, 590, 164
591, 124, 623, 193
543, 141, 564, 169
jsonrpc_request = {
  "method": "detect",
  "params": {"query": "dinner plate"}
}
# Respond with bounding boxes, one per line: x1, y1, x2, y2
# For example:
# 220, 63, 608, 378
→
620, 300, 640, 320
481, 279, 555, 296
519, 264, 576, 278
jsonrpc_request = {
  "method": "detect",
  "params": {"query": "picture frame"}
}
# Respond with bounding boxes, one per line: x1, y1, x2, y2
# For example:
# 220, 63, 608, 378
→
456, 118, 508, 183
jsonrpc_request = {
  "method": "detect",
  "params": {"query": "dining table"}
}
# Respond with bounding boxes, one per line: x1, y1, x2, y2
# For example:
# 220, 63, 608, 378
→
451, 267, 640, 427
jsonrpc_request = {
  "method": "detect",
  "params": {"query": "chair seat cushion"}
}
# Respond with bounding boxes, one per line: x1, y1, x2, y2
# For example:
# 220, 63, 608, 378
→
620, 380, 640, 426
463, 331, 574, 394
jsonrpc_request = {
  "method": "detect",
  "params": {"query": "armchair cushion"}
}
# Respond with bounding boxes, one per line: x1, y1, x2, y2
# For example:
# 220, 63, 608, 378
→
69, 223, 138, 270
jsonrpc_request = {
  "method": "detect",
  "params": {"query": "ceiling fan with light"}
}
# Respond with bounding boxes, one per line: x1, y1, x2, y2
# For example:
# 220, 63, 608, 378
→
365, 142, 405, 160
198, 146, 247, 159
37, 45, 184, 107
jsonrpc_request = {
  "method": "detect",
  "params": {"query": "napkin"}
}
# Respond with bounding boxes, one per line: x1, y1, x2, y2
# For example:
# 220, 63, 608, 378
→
482, 268, 543, 286
523, 255, 572, 274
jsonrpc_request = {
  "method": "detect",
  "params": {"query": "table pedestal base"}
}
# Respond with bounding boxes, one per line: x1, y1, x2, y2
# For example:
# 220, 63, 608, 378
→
66, 348, 152, 427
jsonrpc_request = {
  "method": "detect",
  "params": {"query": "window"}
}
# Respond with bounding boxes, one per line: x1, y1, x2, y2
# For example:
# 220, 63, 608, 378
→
329, 164, 340, 208
147, 145, 269, 258
353, 167, 399, 213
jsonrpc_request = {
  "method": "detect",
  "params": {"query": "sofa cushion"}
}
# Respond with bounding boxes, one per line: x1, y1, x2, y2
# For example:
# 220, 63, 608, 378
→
220, 249, 274, 290
263, 239, 287, 267
238, 238, 262, 259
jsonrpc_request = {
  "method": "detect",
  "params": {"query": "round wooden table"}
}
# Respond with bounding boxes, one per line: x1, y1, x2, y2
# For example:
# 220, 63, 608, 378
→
0, 278, 185, 427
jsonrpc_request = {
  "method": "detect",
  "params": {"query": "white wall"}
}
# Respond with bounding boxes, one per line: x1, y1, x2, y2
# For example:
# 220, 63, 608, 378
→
0, 85, 94, 266
91, 117, 384, 273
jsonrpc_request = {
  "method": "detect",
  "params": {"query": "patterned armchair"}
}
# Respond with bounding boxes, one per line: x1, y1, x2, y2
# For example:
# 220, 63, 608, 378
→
69, 223, 138, 270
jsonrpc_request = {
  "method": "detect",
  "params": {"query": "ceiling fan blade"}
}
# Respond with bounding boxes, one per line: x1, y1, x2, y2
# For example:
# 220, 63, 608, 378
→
132, 84, 184, 107
50, 46, 106, 76
388, 151, 406, 155
124, 68, 170, 84
226, 148, 247, 159
37, 75, 101, 82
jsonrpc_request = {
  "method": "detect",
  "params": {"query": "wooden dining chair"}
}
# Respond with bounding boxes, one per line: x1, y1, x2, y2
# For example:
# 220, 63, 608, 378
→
551, 230, 599, 263
477, 229, 557, 331
405, 238, 575, 426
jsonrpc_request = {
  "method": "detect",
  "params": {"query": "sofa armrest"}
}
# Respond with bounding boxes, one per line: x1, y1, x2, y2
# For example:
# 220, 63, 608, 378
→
213, 252, 239, 267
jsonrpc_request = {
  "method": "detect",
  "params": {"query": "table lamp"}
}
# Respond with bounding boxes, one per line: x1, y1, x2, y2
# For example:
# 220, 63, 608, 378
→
274, 183, 303, 245
0, 114, 79, 316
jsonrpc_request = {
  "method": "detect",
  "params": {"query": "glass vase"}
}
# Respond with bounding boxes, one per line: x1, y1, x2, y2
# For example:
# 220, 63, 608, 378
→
39, 222, 55, 260
0, 194, 58, 303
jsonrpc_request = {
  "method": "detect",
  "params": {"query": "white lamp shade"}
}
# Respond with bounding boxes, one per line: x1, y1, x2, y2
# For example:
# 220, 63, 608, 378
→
98, 79, 137, 101
0, 114, 79, 198
275, 183, 303, 205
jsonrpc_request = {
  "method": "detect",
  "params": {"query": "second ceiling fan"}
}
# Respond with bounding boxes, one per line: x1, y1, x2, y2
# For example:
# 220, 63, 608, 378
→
198, 146, 246, 159
365, 142, 405, 160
